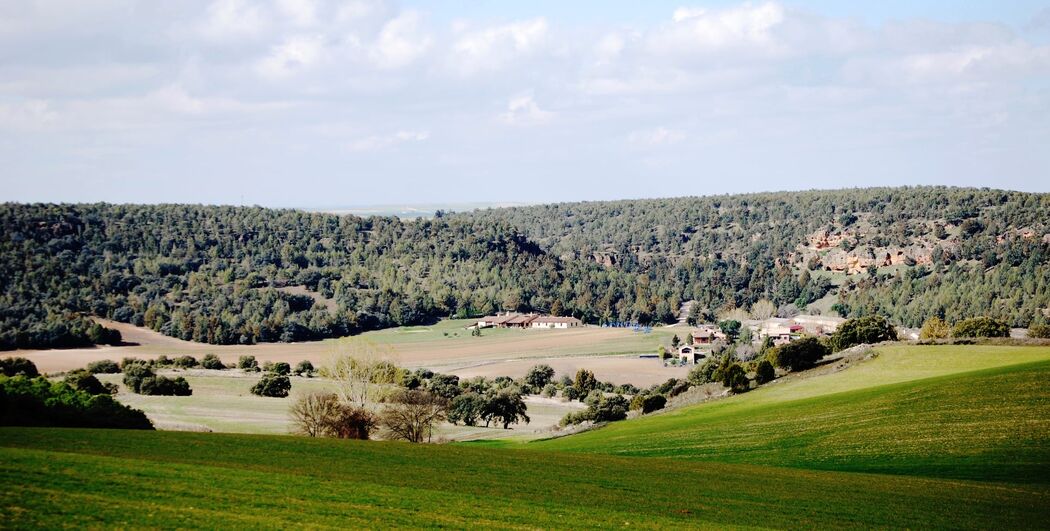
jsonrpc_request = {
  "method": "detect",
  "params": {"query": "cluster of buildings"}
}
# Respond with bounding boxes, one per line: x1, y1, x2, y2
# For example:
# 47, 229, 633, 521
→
475, 312, 583, 330
674, 314, 845, 365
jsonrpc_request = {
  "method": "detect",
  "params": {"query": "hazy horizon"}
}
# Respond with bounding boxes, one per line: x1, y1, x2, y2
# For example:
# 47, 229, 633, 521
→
2, 1, 1049, 206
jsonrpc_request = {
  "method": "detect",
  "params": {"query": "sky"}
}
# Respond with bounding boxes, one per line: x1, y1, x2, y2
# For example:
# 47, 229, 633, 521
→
1, 1, 1049, 207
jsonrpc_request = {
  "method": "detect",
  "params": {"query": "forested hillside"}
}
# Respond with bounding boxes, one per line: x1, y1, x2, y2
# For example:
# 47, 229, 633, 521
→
0, 204, 645, 349
2, 188, 1048, 349
458, 187, 1050, 328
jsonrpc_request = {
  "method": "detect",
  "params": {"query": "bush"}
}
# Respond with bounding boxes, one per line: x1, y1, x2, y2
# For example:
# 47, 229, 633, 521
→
269, 361, 292, 376
640, 394, 667, 414
120, 357, 149, 370
251, 374, 291, 397
122, 364, 191, 396
952, 317, 1010, 338
86, 359, 121, 374
830, 316, 897, 351
140, 376, 192, 396
0, 357, 39, 378
1029, 323, 1050, 339
769, 337, 830, 372
755, 360, 776, 384
540, 383, 557, 398
591, 394, 629, 422
295, 360, 316, 377
201, 354, 226, 370
86, 323, 122, 346
721, 364, 749, 393
63, 369, 108, 395
919, 317, 951, 340
173, 355, 198, 369
0, 375, 152, 430
687, 359, 719, 385
238, 355, 260, 372
154, 355, 173, 367
560, 410, 593, 426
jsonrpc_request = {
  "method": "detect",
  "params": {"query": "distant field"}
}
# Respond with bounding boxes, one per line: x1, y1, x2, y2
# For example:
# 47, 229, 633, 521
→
533, 345, 1050, 484
2, 428, 1047, 529
96, 370, 583, 440
15, 318, 687, 386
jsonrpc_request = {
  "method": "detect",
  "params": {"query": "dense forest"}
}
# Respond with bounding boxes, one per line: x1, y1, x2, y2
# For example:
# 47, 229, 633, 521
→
1, 187, 1047, 349
457, 187, 1050, 328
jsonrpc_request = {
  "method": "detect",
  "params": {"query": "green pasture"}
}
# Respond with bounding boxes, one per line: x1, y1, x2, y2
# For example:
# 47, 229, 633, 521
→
1, 428, 1046, 529
532, 346, 1050, 484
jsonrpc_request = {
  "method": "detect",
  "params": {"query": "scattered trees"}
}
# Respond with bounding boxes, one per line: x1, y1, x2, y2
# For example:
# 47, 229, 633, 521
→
122, 364, 192, 396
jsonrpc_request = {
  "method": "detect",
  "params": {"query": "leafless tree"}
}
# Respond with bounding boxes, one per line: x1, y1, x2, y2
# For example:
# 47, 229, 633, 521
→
290, 391, 378, 440
379, 389, 448, 443
290, 392, 341, 437
322, 338, 401, 409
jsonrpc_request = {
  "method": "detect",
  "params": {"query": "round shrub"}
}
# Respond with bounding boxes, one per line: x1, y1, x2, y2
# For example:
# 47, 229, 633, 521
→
251, 374, 291, 398
201, 354, 226, 370
830, 316, 897, 351
294, 360, 315, 377
0, 357, 39, 378
86, 359, 121, 374
63, 369, 108, 395
269, 361, 291, 376
952, 317, 1010, 338
755, 360, 776, 385
769, 337, 830, 372
173, 355, 198, 369
641, 394, 667, 414
237, 355, 260, 372
1030, 323, 1050, 339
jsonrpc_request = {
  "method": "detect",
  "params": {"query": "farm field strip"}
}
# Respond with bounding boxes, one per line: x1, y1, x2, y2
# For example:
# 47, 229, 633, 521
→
1, 428, 1047, 529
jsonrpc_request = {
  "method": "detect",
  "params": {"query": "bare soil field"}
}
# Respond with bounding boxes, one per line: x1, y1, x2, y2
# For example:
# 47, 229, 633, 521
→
11, 319, 685, 386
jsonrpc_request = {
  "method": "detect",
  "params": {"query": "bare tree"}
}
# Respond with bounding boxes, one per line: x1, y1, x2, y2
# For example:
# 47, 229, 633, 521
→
750, 299, 776, 320
290, 391, 378, 440
290, 392, 341, 437
323, 338, 401, 409
379, 389, 448, 443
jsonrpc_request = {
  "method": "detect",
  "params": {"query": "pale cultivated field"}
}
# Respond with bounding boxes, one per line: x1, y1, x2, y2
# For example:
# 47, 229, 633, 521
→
14, 318, 691, 386
94, 371, 586, 440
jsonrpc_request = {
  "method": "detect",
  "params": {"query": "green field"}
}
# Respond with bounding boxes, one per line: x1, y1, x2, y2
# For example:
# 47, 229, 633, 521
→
4, 344, 1049, 528
532, 346, 1050, 484
2, 428, 1047, 529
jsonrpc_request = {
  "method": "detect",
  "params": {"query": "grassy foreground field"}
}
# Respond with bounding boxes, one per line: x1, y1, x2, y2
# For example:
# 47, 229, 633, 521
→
2, 427, 1048, 529
532, 346, 1050, 484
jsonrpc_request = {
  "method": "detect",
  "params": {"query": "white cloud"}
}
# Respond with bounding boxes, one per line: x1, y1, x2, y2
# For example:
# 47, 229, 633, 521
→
498, 94, 554, 126
256, 35, 325, 78
629, 127, 685, 146
348, 129, 430, 151
369, 10, 431, 69
451, 18, 548, 73
198, 0, 270, 41
651, 3, 786, 55
276, 0, 319, 27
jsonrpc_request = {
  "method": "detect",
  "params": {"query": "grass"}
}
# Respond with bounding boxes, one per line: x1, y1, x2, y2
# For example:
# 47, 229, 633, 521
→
2, 427, 1048, 529
5, 344, 1049, 527
531, 345, 1050, 484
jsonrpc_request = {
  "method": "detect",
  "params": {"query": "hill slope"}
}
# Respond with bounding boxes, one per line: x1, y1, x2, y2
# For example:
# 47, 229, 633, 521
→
532, 345, 1050, 484
1, 427, 1047, 529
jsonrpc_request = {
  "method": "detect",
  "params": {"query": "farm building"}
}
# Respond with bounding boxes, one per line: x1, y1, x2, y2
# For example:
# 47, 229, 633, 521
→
530, 316, 582, 329
677, 345, 706, 365
692, 325, 727, 345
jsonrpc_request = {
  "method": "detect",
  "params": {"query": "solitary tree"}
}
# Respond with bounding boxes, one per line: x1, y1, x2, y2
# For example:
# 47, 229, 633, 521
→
483, 390, 530, 429
919, 317, 951, 340
524, 364, 555, 390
